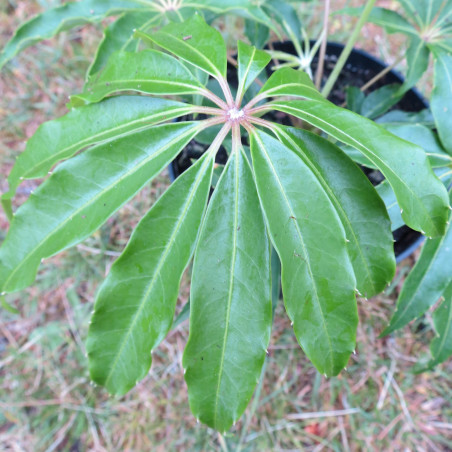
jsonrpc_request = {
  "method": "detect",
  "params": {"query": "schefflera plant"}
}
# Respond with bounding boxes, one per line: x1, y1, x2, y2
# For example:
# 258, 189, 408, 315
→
0, 16, 450, 431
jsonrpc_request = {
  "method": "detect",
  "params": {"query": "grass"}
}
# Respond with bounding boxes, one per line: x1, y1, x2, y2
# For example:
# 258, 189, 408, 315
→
1, 1, 451, 451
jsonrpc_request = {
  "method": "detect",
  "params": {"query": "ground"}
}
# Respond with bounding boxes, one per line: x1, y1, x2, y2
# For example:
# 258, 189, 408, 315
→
0, 1, 451, 451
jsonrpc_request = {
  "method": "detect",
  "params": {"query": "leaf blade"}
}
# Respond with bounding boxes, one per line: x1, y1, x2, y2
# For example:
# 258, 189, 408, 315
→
430, 48, 452, 154
428, 282, 452, 368
382, 193, 452, 335
257, 67, 324, 102
183, 149, 272, 431
3, 96, 195, 199
272, 100, 450, 237
250, 129, 357, 376
137, 14, 227, 78
275, 126, 395, 298
0, 0, 154, 69
87, 151, 214, 395
237, 41, 271, 102
69, 50, 203, 107
0, 122, 200, 293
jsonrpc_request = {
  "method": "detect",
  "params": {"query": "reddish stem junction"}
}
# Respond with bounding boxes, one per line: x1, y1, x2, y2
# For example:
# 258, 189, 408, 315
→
191, 75, 276, 149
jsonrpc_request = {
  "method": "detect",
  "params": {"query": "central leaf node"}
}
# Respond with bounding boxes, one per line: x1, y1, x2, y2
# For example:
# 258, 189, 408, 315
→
228, 107, 245, 122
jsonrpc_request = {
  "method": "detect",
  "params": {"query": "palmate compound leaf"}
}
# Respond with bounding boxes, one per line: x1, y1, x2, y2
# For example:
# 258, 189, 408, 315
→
0, 0, 155, 69
69, 50, 204, 108
87, 151, 214, 396
271, 100, 450, 238
0, 122, 200, 294
3, 96, 195, 200
183, 148, 272, 432
274, 126, 395, 298
250, 129, 358, 377
382, 190, 452, 336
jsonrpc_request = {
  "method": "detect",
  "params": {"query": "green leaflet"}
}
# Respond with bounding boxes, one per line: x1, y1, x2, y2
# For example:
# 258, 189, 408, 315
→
244, 19, 270, 49
382, 191, 452, 335
183, 0, 276, 31
87, 151, 214, 396
0, 122, 199, 293
272, 100, 450, 238
275, 126, 395, 298
262, 0, 302, 42
376, 181, 405, 232
69, 50, 203, 107
402, 36, 431, 92
257, 67, 324, 102
430, 48, 452, 154
250, 129, 357, 376
138, 14, 227, 78
0, 0, 154, 69
398, 0, 425, 28
400, 0, 445, 27
360, 84, 403, 119
382, 123, 452, 168
341, 7, 418, 36
428, 282, 452, 368
87, 11, 161, 77
236, 41, 271, 103
3, 97, 194, 200
183, 149, 272, 432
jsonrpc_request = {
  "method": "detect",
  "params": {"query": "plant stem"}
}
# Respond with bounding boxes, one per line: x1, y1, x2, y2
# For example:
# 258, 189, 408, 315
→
321, 0, 377, 98
199, 88, 229, 110
359, 54, 405, 92
198, 115, 227, 130
217, 76, 235, 108
231, 122, 241, 154
315, 0, 330, 89
247, 116, 277, 132
206, 122, 231, 156
243, 93, 266, 112
1, 199, 13, 222
247, 104, 272, 116
189, 106, 225, 116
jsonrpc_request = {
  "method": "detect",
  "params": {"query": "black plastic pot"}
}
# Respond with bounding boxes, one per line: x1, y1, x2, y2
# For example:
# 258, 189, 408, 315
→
170, 41, 427, 262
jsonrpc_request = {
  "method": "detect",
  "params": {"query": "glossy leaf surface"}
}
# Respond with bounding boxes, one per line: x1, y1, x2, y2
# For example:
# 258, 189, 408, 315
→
250, 130, 357, 376
428, 282, 452, 368
383, 191, 452, 335
87, 151, 213, 395
403, 36, 430, 91
0, 0, 153, 69
376, 181, 405, 231
139, 14, 227, 78
183, 149, 271, 432
3, 97, 194, 199
70, 50, 203, 107
184, 0, 275, 29
275, 126, 395, 297
342, 7, 418, 36
0, 122, 199, 293
88, 11, 161, 77
257, 67, 324, 102
237, 41, 271, 102
360, 84, 402, 119
431, 48, 452, 154
272, 100, 450, 238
